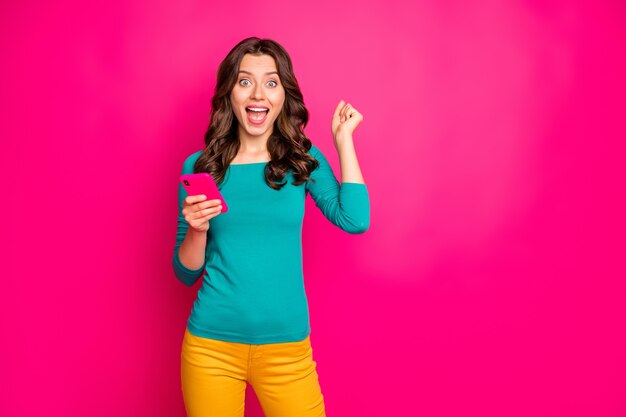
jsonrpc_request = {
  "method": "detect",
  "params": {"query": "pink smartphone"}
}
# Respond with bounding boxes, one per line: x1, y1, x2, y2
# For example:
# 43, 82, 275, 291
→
179, 173, 229, 213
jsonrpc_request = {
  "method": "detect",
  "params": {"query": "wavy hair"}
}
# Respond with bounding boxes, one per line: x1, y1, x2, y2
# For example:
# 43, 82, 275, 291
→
193, 37, 319, 189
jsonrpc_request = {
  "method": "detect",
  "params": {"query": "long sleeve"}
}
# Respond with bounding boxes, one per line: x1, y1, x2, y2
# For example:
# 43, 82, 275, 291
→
305, 145, 370, 234
172, 151, 205, 286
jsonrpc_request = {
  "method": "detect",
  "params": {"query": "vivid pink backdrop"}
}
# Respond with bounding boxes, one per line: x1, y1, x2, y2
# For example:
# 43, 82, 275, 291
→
1, 1, 625, 416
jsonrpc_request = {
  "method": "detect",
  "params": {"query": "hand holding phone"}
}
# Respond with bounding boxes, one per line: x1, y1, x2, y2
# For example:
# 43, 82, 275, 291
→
179, 173, 229, 213
179, 173, 227, 233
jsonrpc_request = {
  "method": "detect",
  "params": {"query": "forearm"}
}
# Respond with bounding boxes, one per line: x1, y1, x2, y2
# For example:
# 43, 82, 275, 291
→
177, 227, 208, 270
335, 133, 365, 184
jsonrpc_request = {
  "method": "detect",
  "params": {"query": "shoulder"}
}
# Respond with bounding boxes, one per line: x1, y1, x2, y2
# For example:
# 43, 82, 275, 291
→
308, 144, 333, 168
181, 150, 203, 174
185, 150, 203, 165
307, 144, 327, 161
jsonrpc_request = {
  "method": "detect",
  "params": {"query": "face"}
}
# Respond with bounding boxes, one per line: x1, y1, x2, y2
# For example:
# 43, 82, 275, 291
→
230, 53, 286, 142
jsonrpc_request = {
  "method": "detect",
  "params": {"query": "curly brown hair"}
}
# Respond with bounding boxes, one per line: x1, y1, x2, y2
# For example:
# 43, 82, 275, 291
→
193, 37, 319, 190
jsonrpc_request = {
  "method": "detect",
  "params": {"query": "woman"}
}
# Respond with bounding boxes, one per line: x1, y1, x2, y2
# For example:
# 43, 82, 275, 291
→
172, 37, 370, 417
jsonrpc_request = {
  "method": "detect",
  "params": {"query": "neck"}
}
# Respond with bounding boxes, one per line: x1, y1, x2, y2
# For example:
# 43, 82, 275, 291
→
237, 127, 271, 154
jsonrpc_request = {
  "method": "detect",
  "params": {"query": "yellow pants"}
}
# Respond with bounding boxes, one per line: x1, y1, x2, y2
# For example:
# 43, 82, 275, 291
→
181, 328, 326, 417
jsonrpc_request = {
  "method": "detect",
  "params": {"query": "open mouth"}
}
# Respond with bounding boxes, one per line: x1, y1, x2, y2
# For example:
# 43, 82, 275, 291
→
245, 106, 269, 125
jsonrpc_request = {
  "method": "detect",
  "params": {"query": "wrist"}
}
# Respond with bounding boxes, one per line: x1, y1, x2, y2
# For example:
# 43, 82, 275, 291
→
187, 227, 208, 240
334, 133, 355, 150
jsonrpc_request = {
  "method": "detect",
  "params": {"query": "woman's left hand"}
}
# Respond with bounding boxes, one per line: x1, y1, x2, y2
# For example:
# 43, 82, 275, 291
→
331, 99, 363, 138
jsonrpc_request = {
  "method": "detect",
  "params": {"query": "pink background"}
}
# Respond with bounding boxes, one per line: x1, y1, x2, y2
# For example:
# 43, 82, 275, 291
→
1, 1, 625, 416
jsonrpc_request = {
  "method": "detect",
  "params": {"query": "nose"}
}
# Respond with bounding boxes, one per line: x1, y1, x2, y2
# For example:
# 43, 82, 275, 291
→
251, 82, 265, 100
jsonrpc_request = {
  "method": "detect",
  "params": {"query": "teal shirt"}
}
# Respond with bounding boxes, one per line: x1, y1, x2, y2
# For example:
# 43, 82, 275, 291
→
172, 144, 370, 344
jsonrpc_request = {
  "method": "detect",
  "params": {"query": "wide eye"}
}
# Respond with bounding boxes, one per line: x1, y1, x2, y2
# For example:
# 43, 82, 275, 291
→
267, 80, 278, 87
239, 79, 251, 86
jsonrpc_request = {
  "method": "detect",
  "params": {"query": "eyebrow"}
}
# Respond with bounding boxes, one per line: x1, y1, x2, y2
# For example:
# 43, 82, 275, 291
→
238, 70, 279, 76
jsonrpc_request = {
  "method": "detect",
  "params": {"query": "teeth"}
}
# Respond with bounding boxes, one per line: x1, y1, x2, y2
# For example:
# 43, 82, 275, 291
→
247, 108, 268, 112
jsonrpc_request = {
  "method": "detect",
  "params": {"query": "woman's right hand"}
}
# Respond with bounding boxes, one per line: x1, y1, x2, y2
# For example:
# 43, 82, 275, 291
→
182, 195, 223, 233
